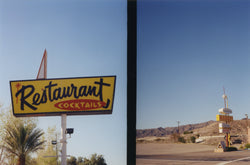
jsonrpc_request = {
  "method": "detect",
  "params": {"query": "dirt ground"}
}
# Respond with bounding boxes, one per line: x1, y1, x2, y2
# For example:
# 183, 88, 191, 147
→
136, 143, 250, 165
137, 143, 216, 155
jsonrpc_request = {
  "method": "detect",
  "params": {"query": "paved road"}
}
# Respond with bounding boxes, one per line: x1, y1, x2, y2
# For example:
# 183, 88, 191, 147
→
136, 143, 250, 165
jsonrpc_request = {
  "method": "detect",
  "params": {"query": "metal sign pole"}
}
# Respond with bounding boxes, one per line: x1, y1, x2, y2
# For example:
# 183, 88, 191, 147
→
61, 114, 67, 165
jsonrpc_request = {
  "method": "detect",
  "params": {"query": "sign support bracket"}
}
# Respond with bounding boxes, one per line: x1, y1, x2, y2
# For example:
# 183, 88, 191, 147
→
61, 114, 67, 165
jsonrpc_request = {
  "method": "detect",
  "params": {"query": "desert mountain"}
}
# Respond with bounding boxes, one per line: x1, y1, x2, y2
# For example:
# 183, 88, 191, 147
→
137, 119, 249, 138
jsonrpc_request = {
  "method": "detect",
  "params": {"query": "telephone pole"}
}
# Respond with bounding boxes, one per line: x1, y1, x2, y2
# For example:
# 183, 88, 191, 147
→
246, 114, 248, 128
177, 121, 180, 134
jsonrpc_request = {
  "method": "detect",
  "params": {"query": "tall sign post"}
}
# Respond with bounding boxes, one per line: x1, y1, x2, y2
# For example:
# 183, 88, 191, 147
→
37, 50, 68, 164
10, 50, 116, 165
61, 114, 67, 165
216, 87, 233, 148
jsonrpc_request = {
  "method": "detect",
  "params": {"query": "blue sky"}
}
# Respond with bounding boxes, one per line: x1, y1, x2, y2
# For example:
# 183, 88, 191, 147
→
137, 0, 250, 129
0, 0, 126, 164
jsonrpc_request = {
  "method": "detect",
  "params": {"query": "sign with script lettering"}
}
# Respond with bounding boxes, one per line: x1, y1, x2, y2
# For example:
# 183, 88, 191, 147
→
216, 114, 233, 122
10, 76, 116, 117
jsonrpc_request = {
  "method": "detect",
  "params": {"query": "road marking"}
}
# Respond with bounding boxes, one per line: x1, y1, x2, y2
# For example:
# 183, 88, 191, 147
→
217, 157, 250, 165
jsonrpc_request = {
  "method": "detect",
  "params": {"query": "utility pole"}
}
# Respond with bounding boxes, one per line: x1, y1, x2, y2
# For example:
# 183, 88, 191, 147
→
246, 114, 248, 128
177, 121, 180, 134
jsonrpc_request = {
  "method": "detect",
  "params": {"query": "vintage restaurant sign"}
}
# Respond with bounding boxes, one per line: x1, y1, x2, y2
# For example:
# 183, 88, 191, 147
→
216, 114, 233, 122
10, 76, 116, 117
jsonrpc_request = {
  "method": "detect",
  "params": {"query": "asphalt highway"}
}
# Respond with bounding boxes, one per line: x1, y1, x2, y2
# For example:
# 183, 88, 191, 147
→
136, 143, 250, 165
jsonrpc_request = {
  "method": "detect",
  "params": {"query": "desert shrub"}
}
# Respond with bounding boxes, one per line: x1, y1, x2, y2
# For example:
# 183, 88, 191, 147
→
178, 136, 186, 143
239, 145, 244, 150
170, 133, 179, 143
184, 131, 193, 134
190, 136, 196, 143
225, 147, 238, 151
245, 143, 250, 149
154, 138, 163, 142
137, 139, 145, 143
233, 139, 242, 144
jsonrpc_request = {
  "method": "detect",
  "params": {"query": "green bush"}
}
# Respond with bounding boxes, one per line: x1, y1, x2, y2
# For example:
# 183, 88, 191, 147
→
245, 143, 250, 149
184, 131, 193, 134
225, 147, 238, 151
190, 136, 196, 143
178, 136, 186, 143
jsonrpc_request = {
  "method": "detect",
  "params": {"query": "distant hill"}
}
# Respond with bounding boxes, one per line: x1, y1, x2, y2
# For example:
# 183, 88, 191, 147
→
137, 119, 249, 138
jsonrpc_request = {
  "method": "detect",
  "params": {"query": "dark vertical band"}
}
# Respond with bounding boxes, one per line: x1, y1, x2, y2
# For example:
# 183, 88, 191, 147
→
127, 0, 137, 165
